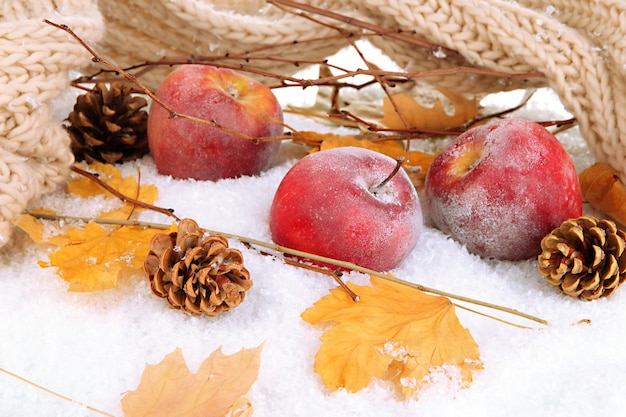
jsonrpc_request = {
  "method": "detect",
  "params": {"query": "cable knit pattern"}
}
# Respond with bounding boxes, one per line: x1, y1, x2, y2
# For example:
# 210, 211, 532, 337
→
0, 1, 103, 247
4, 1, 626, 248
95, 0, 626, 182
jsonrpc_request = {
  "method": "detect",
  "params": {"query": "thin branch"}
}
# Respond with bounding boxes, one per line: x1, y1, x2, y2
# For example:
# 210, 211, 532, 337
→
26, 211, 172, 230
44, 19, 259, 142
27, 211, 549, 326
0, 367, 115, 417
220, 233, 550, 327
269, 0, 448, 51
453, 303, 533, 329
70, 165, 180, 221
283, 258, 360, 302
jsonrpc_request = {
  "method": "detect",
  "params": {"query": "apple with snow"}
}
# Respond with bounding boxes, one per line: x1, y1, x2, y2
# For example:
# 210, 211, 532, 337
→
147, 65, 283, 181
424, 118, 582, 261
270, 147, 423, 271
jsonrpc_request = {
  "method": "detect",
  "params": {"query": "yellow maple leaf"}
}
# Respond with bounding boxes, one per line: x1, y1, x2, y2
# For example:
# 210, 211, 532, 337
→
13, 213, 47, 244
121, 344, 263, 417
381, 90, 478, 131
68, 162, 158, 219
301, 276, 482, 398
38, 221, 176, 292
18, 162, 173, 292
13, 210, 78, 246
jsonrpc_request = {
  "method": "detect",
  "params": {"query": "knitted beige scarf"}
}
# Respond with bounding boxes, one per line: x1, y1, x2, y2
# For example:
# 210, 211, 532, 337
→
0, 1, 102, 247
2, 0, 625, 247
96, 0, 626, 183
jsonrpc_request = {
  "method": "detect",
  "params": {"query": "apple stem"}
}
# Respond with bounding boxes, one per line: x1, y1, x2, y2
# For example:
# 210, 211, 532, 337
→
371, 155, 405, 193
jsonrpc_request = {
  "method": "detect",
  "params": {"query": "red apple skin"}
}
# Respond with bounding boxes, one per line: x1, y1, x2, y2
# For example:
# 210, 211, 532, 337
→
147, 65, 283, 180
270, 147, 423, 271
424, 118, 582, 261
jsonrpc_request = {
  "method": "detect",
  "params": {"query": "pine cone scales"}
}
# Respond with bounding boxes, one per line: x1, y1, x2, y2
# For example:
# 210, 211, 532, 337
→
66, 82, 149, 164
538, 216, 626, 300
144, 219, 252, 316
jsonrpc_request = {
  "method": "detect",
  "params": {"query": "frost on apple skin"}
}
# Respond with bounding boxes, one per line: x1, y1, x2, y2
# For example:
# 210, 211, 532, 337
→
269, 147, 423, 272
424, 119, 582, 261
147, 65, 283, 181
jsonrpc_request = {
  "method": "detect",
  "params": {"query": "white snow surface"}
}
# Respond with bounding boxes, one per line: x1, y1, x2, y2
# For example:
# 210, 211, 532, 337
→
1, 82, 625, 417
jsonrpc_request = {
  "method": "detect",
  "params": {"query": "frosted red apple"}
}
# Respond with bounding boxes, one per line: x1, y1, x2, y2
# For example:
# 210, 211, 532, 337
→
270, 147, 423, 271
147, 65, 283, 180
424, 118, 582, 261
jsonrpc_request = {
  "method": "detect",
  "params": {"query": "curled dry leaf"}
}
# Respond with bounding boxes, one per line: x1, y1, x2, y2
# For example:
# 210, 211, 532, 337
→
381, 89, 478, 131
121, 344, 263, 417
579, 162, 626, 226
301, 276, 482, 398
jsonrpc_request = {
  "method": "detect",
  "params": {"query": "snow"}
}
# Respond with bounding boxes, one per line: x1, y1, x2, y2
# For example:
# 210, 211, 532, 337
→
2, 79, 626, 417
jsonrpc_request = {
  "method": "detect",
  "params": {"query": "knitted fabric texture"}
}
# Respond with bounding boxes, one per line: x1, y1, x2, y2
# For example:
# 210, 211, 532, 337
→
0, 1, 103, 247
96, 0, 626, 181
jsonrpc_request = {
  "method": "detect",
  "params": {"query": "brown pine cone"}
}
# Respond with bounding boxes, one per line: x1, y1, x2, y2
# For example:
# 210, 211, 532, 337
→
65, 82, 149, 164
144, 219, 252, 316
538, 216, 626, 300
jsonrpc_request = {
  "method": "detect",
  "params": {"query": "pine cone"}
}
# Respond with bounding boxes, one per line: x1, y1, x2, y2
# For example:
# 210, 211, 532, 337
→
65, 82, 149, 164
538, 216, 626, 300
144, 219, 252, 316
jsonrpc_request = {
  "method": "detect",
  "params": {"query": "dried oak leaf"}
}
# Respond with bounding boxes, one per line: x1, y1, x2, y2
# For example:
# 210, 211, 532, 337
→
381, 90, 477, 131
579, 162, 626, 226
301, 276, 482, 398
121, 344, 263, 417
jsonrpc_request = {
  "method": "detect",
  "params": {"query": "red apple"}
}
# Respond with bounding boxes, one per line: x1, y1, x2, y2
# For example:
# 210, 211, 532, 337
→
424, 118, 582, 261
147, 65, 283, 180
270, 147, 423, 271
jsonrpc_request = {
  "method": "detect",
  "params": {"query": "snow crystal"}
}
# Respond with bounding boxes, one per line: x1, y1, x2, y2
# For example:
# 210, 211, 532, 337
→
0, 44, 623, 417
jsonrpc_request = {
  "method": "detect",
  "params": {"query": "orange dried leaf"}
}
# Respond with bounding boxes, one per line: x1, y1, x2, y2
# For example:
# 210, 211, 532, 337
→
318, 134, 403, 155
313, 132, 435, 190
121, 344, 263, 417
382, 90, 477, 131
39, 222, 176, 292
67, 162, 158, 219
291, 131, 358, 148
13, 213, 47, 244
579, 162, 626, 225
301, 276, 482, 398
